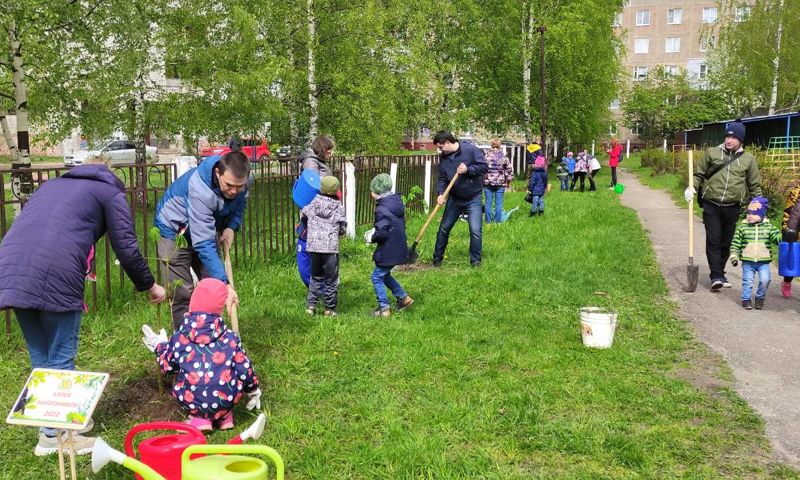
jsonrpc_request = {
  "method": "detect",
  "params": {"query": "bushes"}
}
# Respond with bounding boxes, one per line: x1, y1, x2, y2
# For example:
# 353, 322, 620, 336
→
637, 148, 795, 219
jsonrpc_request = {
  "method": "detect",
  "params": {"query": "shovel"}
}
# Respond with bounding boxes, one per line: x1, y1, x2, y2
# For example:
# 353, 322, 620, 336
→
406, 172, 460, 264
223, 243, 240, 332
687, 150, 699, 292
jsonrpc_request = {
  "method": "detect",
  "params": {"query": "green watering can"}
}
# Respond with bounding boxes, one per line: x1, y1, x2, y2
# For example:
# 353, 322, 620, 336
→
93, 437, 284, 480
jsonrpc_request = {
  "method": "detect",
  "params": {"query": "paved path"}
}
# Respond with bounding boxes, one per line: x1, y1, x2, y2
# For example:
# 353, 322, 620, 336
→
619, 169, 800, 467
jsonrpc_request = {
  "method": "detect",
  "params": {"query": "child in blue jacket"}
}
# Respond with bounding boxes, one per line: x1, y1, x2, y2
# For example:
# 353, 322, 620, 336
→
364, 174, 414, 317
528, 157, 548, 217
142, 278, 261, 432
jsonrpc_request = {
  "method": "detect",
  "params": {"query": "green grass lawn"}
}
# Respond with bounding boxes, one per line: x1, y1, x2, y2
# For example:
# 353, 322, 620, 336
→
0, 154, 62, 165
0, 170, 797, 478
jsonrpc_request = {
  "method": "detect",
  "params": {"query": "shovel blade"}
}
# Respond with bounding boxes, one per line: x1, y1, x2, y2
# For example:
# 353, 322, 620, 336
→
405, 242, 419, 264
687, 265, 699, 292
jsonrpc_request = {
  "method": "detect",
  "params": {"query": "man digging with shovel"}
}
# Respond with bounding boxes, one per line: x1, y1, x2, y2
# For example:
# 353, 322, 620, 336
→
429, 131, 488, 268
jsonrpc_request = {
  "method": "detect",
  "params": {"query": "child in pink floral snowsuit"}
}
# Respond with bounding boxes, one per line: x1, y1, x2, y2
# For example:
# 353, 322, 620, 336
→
143, 278, 261, 432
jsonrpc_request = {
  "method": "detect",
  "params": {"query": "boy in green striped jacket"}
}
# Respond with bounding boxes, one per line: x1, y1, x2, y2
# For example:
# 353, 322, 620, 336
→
729, 196, 781, 310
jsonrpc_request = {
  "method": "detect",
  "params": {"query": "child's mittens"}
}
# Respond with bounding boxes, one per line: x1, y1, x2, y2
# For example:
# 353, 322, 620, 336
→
245, 388, 262, 410
142, 324, 168, 352
729, 254, 739, 267
364, 228, 375, 244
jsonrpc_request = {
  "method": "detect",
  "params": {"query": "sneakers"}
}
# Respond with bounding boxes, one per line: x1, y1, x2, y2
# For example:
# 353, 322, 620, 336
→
35, 432, 96, 456
754, 298, 765, 310
305, 307, 315, 316
324, 309, 337, 317
711, 278, 724, 291
471, 261, 481, 268
373, 308, 391, 317
782, 281, 792, 298
396, 296, 414, 312
187, 415, 212, 433
742, 299, 753, 310
217, 411, 234, 430
431, 260, 442, 268
722, 276, 732, 288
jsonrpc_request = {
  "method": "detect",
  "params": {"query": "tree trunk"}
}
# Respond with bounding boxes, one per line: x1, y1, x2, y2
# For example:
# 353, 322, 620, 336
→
9, 20, 29, 165
307, 0, 318, 137
0, 107, 19, 162
768, 0, 784, 115
287, 25, 299, 145
522, 1, 533, 142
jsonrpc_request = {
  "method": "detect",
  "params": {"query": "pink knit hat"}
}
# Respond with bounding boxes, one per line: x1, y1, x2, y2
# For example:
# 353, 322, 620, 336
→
534, 157, 546, 169
189, 278, 228, 314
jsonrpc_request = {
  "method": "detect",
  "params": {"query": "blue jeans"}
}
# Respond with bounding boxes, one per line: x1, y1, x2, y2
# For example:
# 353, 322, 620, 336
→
433, 195, 483, 264
559, 177, 569, 191
371, 265, 408, 309
15, 309, 82, 370
741, 261, 771, 301
530, 195, 544, 214
483, 187, 506, 223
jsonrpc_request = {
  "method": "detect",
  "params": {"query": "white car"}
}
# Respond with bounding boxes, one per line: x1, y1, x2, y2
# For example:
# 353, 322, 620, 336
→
64, 140, 158, 167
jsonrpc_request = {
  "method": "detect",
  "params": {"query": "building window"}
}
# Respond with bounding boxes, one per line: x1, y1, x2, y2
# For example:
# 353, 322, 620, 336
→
610, 98, 620, 109
665, 37, 681, 53
609, 122, 618, 135
702, 7, 717, 24
634, 38, 650, 54
667, 8, 682, 25
633, 66, 648, 81
735, 6, 751, 22
665, 65, 679, 76
699, 34, 715, 52
699, 63, 708, 79
632, 123, 642, 135
612, 12, 623, 27
636, 10, 651, 26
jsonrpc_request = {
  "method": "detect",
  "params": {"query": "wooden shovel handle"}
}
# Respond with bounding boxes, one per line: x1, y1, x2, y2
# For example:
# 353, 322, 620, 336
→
223, 243, 239, 333
688, 150, 694, 258
414, 172, 461, 243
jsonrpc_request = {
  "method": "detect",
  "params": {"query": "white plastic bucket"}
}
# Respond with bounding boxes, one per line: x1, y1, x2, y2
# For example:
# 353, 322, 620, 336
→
580, 307, 617, 349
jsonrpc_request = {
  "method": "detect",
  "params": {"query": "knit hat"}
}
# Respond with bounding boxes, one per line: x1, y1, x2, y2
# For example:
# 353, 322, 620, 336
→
189, 278, 228, 314
370, 173, 393, 195
534, 157, 546, 169
567, 151, 574, 157
746, 196, 768, 219
725, 121, 746, 143
320, 176, 340, 196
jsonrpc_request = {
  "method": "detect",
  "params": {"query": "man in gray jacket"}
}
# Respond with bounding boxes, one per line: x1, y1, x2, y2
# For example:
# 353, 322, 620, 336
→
684, 120, 762, 290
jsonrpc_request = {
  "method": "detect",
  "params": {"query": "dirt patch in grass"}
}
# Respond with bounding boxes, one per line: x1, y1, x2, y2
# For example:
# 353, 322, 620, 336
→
673, 340, 731, 399
395, 262, 436, 273
96, 375, 184, 423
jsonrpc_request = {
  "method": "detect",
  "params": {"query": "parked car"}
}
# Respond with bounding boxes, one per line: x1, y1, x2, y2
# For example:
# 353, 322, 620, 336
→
199, 137, 271, 161
276, 145, 303, 162
63, 140, 157, 167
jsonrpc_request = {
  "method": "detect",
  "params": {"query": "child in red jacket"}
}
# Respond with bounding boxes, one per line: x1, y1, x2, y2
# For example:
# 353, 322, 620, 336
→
142, 278, 261, 432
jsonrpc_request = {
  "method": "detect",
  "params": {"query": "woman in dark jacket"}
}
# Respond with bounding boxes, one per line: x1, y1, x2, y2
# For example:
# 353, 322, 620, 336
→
0, 156, 165, 455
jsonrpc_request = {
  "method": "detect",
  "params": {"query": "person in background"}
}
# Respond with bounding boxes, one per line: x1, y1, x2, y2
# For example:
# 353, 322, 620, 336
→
0, 155, 166, 456
780, 182, 800, 297
528, 157, 548, 217
587, 150, 601, 191
556, 161, 569, 191
483, 138, 514, 223
607, 138, 623, 188
563, 151, 576, 188
570, 152, 590, 192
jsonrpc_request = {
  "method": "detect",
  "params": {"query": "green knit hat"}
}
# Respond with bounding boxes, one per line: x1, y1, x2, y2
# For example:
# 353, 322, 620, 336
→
370, 173, 393, 195
320, 176, 340, 196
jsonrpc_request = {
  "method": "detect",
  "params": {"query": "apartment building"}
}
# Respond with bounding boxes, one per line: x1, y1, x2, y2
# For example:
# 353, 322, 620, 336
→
610, 0, 751, 142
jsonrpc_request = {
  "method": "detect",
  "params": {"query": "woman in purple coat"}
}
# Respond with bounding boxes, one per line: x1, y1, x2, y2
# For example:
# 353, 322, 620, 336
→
0, 156, 165, 456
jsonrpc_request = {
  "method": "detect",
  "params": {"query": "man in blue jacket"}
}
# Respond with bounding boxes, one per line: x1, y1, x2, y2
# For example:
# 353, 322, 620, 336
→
432, 131, 489, 267
155, 151, 250, 328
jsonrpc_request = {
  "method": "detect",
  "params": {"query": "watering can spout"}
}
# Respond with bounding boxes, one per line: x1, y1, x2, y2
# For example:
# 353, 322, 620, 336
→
93, 437, 166, 480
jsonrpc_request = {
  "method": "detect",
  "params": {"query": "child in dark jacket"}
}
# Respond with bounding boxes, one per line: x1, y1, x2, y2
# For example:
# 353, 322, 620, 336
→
142, 278, 261, 432
365, 174, 413, 317
528, 157, 548, 217
302, 176, 346, 316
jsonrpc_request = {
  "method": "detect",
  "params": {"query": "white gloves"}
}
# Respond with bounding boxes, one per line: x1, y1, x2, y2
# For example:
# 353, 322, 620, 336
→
142, 324, 168, 352
245, 388, 262, 410
364, 228, 375, 244
684, 186, 695, 202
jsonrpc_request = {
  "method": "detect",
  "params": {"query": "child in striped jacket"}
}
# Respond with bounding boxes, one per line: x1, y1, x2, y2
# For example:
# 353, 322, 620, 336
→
729, 196, 781, 310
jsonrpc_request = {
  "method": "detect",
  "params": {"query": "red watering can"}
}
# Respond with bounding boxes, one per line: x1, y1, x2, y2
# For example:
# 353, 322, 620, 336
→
124, 414, 267, 480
